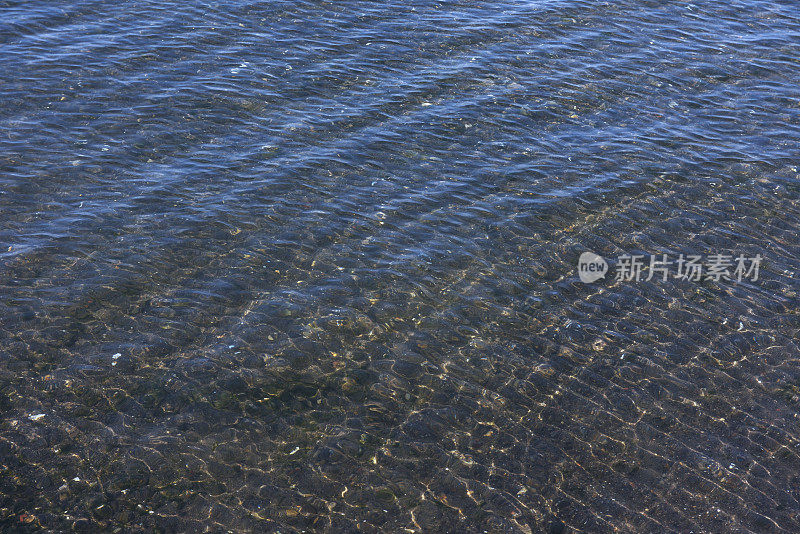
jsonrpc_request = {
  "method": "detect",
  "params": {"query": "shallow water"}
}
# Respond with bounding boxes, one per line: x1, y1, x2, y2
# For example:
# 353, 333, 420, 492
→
2, 0, 800, 531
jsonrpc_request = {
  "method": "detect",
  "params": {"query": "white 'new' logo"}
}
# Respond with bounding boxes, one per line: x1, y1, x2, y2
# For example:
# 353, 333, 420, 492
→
578, 252, 608, 283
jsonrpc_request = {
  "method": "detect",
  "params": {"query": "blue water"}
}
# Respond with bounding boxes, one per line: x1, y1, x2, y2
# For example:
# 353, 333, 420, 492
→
2, 0, 800, 531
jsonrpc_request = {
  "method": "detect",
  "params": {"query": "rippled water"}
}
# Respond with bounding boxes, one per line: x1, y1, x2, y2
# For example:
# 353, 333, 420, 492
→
2, 0, 800, 531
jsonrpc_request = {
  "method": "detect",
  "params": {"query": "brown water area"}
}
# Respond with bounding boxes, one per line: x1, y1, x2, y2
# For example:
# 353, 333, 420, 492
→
1, 0, 800, 531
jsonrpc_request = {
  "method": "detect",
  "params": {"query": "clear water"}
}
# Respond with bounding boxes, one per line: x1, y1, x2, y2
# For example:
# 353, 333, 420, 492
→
1, 0, 800, 531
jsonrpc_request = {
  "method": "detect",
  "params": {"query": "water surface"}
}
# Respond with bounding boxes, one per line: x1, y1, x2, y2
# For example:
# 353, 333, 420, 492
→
2, 0, 800, 531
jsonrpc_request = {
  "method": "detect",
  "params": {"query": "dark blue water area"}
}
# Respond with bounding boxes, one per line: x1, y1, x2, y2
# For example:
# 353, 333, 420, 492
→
1, 0, 800, 531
